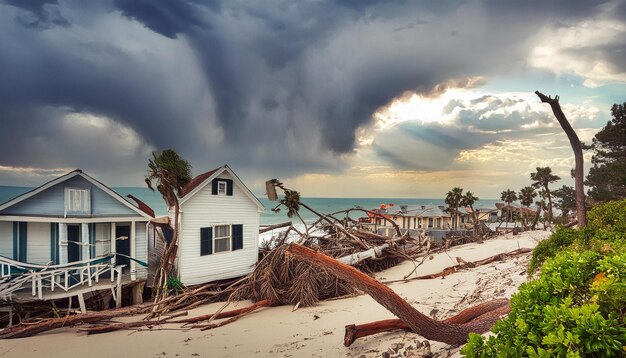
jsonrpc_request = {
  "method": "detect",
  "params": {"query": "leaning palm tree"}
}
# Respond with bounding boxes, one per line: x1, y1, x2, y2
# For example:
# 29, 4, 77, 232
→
445, 187, 464, 230
530, 167, 560, 223
460, 191, 479, 237
145, 149, 192, 301
519, 186, 537, 230
500, 189, 518, 223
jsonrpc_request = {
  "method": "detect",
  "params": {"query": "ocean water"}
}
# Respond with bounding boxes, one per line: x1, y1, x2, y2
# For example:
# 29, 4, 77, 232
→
0, 186, 499, 225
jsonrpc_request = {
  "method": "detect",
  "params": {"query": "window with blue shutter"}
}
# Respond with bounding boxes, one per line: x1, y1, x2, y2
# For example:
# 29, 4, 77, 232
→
232, 224, 243, 250
200, 227, 213, 256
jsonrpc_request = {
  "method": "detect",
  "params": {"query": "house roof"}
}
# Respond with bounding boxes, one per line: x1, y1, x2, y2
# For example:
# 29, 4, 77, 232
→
179, 167, 221, 197
126, 194, 155, 218
373, 205, 464, 218
178, 165, 264, 210
0, 169, 153, 219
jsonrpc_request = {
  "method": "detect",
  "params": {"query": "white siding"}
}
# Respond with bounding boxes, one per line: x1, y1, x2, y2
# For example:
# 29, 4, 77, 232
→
178, 172, 261, 286
27, 222, 50, 264
135, 222, 148, 279
95, 223, 111, 257
0, 222, 12, 258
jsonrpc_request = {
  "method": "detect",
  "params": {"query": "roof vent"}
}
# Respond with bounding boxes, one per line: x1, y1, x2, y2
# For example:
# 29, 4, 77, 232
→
400, 205, 408, 212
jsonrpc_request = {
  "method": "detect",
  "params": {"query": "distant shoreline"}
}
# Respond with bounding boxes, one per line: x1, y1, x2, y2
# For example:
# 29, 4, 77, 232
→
0, 186, 500, 225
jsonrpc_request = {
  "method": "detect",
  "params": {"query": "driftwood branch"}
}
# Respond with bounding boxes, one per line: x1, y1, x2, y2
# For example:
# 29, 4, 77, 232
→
259, 221, 293, 234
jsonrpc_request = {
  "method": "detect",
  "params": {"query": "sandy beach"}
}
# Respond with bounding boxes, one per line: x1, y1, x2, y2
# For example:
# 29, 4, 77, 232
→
0, 230, 551, 358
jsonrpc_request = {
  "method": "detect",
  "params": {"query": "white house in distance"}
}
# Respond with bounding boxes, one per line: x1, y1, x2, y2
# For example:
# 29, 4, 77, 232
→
0, 170, 152, 308
151, 165, 264, 286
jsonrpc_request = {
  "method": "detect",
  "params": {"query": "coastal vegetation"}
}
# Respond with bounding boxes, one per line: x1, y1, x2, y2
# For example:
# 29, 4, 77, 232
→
500, 189, 517, 222
585, 101, 626, 203
518, 186, 536, 230
530, 167, 560, 224
445, 187, 464, 230
462, 199, 626, 357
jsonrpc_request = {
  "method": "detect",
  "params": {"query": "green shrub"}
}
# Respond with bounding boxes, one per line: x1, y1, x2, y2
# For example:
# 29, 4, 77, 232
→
166, 276, 185, 295
528, 228, 579, 274
463, 200, 626, 357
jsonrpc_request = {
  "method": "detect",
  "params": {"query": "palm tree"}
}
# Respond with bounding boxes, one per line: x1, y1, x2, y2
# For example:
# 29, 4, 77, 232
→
531, 191, 548, 230
145, 149, 192, 298
530, 167, 560, 223
445, 187, 464, 230
460, 191, 479, 236
519, 186, 537, 230
500, 189, 518, 222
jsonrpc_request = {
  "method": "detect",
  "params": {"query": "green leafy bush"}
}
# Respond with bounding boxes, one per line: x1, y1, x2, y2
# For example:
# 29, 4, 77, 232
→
463, 200, 626, 357
528, 228, 579, 274
166, 276, 185, 295
529, 199, 626, 273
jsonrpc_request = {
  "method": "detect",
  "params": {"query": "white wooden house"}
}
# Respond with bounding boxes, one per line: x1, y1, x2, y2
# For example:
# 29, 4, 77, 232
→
150, 165, 263, 286
0, 170, 152, 308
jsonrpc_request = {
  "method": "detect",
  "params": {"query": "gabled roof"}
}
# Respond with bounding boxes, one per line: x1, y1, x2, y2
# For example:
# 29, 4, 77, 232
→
179, 167, 221, 197
0, 169, 153, 219
178, 165, 264, 210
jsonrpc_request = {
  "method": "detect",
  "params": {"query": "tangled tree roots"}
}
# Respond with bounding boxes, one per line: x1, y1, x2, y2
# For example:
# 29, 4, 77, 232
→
232, 245, 356, 307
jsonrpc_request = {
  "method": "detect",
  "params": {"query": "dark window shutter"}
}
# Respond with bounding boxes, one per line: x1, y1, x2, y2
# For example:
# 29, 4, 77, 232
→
12, 222, 17, 260
18, 222, 27, 262
200, 227, 213, 255
212, 179, 218, 195
232, 224, 243, 250
50, 223, 58, 264
89, 223, 96, 259
226, 179, 234, 196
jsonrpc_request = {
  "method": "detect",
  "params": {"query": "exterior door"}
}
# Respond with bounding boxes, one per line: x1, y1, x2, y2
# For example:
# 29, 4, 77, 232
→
115, 225, 131, 271
67, 225, 81, 263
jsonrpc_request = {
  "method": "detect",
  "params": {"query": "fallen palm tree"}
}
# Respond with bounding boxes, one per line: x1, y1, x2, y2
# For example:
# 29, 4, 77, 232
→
284, 244, 510, 346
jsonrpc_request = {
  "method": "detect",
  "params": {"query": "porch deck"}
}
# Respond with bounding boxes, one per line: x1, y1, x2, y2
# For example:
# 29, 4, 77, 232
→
0, 256, 131, 306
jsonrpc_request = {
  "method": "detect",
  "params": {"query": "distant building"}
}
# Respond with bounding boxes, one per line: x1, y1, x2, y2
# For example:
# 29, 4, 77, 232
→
495, 202, 537, 221
367, 204, 468, 229
364, 204, 470, 240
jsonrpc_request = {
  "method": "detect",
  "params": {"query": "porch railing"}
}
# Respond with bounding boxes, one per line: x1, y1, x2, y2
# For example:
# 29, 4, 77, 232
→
0, 255, 124, 301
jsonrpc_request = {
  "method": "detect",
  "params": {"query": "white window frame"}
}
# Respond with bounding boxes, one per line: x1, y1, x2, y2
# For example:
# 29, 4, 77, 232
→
64, 187, 91, 216
213, 224, 231, 253
217, 180, 227, 196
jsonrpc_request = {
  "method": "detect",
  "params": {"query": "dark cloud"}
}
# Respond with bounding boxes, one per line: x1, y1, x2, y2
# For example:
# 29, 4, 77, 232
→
113, 0, 206, 39
4, 0, 70, 28
0, 0, 620, 186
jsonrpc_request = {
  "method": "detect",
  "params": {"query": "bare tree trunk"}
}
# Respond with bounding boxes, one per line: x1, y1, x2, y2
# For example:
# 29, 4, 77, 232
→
285, 244, 507, 345
535, 91, 587, 227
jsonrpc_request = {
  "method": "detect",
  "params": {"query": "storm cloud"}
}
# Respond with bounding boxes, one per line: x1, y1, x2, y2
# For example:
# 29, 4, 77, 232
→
0, 0, 624, 188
